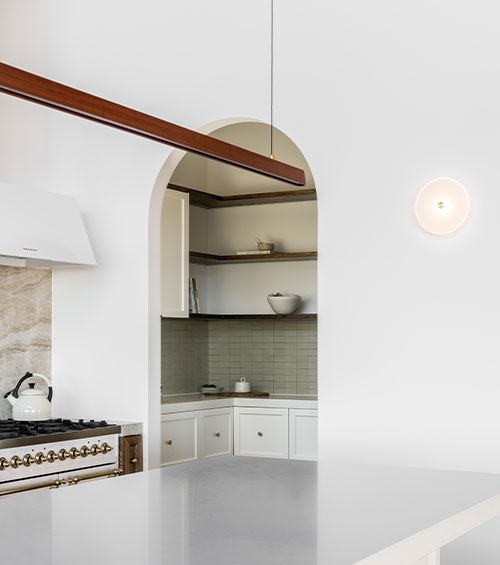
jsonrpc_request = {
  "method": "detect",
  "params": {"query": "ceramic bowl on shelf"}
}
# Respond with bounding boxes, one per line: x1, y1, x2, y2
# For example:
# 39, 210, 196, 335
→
267, 293, 302, 315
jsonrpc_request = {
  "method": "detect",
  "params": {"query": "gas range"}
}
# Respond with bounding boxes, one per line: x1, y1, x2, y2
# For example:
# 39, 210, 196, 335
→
0, 418, 121, 448
0, 418, 122, 495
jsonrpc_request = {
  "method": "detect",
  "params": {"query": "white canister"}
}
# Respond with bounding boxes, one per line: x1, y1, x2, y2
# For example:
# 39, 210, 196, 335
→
234, 377, 251, 393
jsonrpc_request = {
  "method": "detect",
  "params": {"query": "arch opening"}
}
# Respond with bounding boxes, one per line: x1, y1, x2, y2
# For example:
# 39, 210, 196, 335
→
148, 118, 317, 468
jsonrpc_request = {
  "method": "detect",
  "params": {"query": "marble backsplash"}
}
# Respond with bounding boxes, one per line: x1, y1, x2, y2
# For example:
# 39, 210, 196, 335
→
0, 266, 52, 419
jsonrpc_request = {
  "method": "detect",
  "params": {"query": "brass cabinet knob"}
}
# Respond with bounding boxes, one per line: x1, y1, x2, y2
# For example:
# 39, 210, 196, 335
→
69, 448, 81, 459
215, 432, 221, 437
90, 444, 102, 456
258, 432, 263, 437
80, 445, 90, 457
0, 457, 10, 470
10, 455, 23, 468
23, 454, 35, 467
34, 452, 47, 465
101, 442, 112, 453
46, 450, 57, 463
166, 440, 173, 445
130, 457, 138, 465
58, 449, 70, 461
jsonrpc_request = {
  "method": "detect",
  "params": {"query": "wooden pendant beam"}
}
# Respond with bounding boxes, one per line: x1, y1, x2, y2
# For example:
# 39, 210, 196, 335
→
0, 62, 306, 186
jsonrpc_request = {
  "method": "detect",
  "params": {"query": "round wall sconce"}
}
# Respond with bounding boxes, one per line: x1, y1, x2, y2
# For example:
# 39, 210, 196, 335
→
415, 177, 470, 235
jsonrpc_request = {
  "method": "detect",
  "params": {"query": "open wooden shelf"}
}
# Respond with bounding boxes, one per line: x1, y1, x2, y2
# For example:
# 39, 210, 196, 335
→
189, 313, 317, 320
168, 182, 316, 208
189, 251, 317, 265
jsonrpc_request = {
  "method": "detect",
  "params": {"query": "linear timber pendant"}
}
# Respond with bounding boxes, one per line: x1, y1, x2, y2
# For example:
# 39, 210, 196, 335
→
0, 62, 305, 186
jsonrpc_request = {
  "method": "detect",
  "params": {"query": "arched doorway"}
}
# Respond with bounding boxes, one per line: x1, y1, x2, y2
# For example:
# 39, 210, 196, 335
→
148, 118, 317, 468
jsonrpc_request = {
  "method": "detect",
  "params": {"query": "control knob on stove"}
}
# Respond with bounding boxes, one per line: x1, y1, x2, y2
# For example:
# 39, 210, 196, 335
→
46, 450, 57, 463
90, 444, 102, 456
58, 449, 70, 461
101, 442, 113, 453
0, 457, 10, 470
23, 454, 35, 467
80, 445, 91, 457
35, 452, 47, 465
69, 447, 81, 459
10, 455, 23, 469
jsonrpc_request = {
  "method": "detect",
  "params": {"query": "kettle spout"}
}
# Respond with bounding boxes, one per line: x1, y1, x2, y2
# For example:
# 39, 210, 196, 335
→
6, 393, 16, 407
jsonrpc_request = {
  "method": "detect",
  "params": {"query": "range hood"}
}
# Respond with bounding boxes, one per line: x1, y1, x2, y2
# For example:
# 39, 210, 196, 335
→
0, 183, 96, 268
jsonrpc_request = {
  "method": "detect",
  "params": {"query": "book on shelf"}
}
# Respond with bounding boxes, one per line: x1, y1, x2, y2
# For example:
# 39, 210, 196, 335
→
236, 250, 273, 255
189, 277, 200, 314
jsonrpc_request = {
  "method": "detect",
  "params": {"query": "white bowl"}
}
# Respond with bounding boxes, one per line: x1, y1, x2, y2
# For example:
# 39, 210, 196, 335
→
267, 294, 302, 315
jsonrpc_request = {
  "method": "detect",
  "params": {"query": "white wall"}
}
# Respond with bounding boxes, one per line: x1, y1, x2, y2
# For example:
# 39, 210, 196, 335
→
3, 1, 500, 559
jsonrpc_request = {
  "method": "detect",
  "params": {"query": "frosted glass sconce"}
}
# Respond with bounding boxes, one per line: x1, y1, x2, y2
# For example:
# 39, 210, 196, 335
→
415, 177, 470, 235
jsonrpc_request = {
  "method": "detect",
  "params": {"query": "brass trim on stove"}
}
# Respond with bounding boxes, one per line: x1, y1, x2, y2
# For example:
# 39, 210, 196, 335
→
0, 426, 121, 450
0, 478, 66, 496
0, 469, 123, 496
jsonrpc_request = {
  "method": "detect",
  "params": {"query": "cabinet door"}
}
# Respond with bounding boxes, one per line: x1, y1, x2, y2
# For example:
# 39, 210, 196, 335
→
201, 408, 233, 459
161, 411, 199, 466
289, 409, 318, 461
119, 434, 143, 474
161, 189, 189, 318
234, 407, 288, 459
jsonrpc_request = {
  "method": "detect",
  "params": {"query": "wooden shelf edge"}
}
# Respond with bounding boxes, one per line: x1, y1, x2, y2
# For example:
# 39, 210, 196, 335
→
189, 250, 317, 265
168, 183, 316, 208
186, 313, 318, 320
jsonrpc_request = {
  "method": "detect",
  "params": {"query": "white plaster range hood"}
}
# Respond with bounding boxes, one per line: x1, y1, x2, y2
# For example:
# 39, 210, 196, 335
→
0, 182, 96, 268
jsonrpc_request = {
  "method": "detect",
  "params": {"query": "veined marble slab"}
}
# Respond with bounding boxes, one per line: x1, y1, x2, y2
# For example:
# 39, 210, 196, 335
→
0, 266, 52, 419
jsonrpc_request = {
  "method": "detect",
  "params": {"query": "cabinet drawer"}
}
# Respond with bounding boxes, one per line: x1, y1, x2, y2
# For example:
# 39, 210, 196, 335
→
161, 411, 199, 466
234, 407, 288, 459
201, 408, 233, 458
289, 409, 318, 461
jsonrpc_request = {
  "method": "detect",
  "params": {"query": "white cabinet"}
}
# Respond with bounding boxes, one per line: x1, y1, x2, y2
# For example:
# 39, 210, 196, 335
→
200, 407, 233, 458
161, 411, 200, 466
289, 409, 318, 461
233, 407, 288, 459
161, 189, 189, 318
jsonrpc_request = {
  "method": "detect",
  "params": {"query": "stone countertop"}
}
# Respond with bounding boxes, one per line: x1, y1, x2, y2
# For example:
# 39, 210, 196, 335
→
112, 420, 143, 436
161, 393, 318, 413
3, 456, 500, 564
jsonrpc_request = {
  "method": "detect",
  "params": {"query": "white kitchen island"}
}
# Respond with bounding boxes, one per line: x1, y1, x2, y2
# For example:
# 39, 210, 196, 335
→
1, 456, 500, 564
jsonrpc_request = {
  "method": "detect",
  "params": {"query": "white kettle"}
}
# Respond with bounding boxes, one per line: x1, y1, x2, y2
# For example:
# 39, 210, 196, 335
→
4, 372, 53, 421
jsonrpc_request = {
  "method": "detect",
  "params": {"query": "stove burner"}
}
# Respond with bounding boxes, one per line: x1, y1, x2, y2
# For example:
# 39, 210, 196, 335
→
0, 418, 113, 439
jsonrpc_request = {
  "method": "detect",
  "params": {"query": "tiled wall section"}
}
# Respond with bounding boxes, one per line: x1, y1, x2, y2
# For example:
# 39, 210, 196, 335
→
161, 318, 209, 395
161, 318, 317, 396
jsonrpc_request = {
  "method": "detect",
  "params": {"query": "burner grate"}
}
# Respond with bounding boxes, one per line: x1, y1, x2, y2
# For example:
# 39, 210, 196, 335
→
0, 418, 113, 439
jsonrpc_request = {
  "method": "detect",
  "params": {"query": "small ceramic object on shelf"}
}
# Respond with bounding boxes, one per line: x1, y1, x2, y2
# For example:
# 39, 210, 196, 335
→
234, 377, 251, 393
255, 238, 275, 252
267, 293, 302, 315
199, 384, 223, 394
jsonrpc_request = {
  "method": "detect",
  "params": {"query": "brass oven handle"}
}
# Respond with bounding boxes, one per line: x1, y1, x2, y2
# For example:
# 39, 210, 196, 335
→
0, 478, 66, 496
66, 469, 123, 486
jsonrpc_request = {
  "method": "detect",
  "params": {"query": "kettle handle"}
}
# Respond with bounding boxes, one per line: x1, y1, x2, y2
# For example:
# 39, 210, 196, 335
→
5, 372, 53, 402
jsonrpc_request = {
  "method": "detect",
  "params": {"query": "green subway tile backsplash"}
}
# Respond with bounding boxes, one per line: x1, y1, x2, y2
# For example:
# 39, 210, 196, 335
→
161, 318, 317, 396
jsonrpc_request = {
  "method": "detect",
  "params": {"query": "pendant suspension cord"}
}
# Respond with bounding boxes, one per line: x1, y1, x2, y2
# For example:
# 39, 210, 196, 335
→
270, 0, 274, 158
